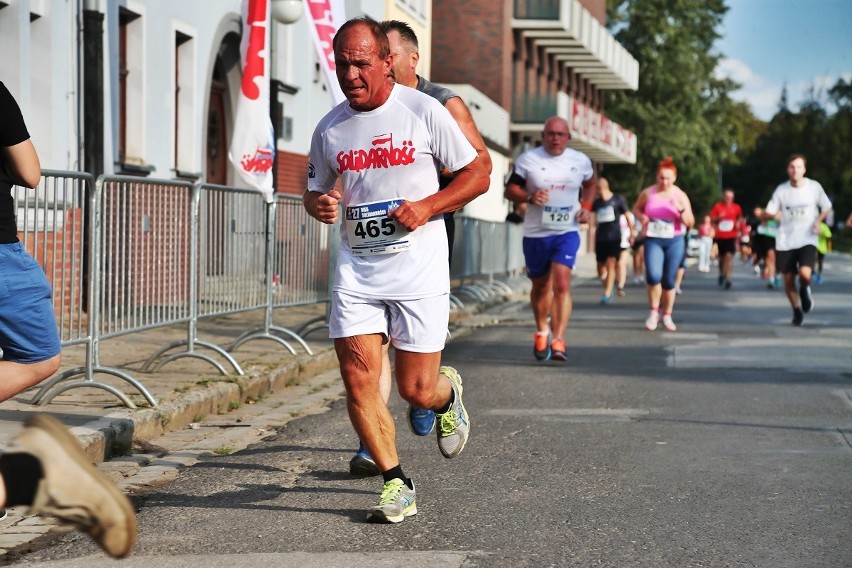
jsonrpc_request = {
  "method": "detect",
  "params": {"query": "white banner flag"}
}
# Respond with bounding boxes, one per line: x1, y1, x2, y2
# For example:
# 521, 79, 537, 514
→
228, 0, 275, 202
304, 0, 347, 106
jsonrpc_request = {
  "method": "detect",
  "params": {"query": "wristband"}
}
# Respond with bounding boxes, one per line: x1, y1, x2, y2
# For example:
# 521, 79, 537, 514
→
581, 201, 592, 211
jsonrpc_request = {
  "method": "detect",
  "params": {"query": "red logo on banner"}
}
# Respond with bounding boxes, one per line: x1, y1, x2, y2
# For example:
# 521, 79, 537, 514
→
307, 0, 336, 71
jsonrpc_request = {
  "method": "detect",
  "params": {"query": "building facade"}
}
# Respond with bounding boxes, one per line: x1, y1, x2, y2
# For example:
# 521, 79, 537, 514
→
1, 0, 636, 223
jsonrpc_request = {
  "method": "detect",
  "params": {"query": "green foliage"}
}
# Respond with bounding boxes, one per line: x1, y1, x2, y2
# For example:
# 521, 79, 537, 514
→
724, 78, 852, 220
603, 0, 734, 215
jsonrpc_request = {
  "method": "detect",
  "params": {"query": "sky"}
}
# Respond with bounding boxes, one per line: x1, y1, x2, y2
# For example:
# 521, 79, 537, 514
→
715, 0, 852, 120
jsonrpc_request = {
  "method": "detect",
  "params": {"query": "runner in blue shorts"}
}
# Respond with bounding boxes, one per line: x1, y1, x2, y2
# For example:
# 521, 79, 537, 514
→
505, 116, 596, 362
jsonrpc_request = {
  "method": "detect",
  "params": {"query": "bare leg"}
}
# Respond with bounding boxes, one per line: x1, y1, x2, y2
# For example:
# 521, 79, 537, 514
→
336, 335, 398, 472
530, 272, 554, 333
549, 263, 573, 341
0, 355, 61, 402
603, 257, 617, 297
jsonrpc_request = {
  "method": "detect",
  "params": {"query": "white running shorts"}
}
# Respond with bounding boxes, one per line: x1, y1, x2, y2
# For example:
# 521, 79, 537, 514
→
329, 291, 450, 353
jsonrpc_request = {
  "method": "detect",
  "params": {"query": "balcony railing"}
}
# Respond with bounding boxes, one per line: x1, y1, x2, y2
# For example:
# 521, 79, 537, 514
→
514, 0, 559, 19
512, 92, 557, 124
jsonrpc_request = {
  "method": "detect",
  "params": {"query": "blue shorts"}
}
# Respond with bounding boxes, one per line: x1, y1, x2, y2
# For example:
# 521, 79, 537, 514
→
523, 232, 581, 279
0, 242, 61, 363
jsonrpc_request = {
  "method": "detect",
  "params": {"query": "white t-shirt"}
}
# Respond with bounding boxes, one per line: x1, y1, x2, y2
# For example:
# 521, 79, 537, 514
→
765, 178, 832, 251
308, 84, 477, 300
511, 146, 594, 238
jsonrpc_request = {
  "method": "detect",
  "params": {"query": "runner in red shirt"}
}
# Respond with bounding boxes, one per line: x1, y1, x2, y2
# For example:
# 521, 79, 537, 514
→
709, 188, 743, 289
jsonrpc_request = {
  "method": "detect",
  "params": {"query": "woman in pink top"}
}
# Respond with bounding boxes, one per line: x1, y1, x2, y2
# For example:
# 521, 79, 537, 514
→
633, 157, 695, 331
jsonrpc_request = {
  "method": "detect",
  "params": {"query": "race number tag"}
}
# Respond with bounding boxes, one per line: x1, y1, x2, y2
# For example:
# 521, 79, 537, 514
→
646, 219, 675, 238
785, 205, 808, 220
345, 199, 411, 256
718, 219, 734, 232
542, 205, 576, 230
596, 206, 616, 223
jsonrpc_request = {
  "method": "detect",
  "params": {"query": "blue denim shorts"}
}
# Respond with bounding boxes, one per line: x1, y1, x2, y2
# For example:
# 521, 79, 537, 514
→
0, 242, 61, 363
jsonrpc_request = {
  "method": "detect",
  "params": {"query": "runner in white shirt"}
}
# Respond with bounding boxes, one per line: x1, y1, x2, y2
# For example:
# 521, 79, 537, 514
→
504, 116, 596, 362
304, 18, 489, 524
763, 154, 832, 326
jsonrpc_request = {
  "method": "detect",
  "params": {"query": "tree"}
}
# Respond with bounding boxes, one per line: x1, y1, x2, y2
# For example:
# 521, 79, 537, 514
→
602, 0, 740, 216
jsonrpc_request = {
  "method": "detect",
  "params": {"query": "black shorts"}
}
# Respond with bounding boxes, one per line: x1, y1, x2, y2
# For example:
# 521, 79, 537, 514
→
754, 234, 775, 260
775, 245, 817, 274
631, 235, 645, 251
595, 240, 622, 262
715, 238, 737, 256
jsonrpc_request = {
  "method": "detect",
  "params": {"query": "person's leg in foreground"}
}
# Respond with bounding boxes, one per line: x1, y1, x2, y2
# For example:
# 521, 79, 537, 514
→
0, 414, 136, 557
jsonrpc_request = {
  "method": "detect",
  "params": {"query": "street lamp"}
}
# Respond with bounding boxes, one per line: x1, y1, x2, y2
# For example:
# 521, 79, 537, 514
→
271, 0, 304, 24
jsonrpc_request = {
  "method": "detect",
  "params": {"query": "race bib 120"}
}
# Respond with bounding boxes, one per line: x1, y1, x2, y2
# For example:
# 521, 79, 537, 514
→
542, 205, 577, 230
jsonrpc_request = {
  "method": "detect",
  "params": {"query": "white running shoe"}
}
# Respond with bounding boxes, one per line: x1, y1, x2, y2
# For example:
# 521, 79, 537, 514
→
645, 311, 659, 331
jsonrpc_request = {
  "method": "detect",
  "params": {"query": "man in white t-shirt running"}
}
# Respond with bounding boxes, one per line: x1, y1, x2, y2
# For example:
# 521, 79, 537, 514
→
763, 154, 832, 326
343, 20, 495, 478
504, 116, 596, 361
304, 17, 489, 523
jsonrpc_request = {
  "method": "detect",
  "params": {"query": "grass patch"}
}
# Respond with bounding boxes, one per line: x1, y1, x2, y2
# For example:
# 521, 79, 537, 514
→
213, 446, 235, 455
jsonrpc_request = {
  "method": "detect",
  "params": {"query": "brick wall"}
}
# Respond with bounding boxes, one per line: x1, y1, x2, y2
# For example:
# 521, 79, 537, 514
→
431, 0, 514, 111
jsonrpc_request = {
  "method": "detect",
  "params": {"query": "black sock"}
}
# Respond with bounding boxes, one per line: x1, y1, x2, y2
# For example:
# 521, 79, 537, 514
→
437, 390, 455, 415
381, 465, 412, 489
0, 453, 44, 507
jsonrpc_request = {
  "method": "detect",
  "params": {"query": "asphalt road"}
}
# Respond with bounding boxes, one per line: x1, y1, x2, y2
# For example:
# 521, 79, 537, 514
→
10, 255, 852, 567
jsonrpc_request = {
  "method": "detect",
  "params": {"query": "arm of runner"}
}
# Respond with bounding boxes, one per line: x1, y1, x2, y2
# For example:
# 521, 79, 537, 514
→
1, 138, 41, 188
303, 188, 341, 225
391, 155, 489, 231
576, 176, 598, 224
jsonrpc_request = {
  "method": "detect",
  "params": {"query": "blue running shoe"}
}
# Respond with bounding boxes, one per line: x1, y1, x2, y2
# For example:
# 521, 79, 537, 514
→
407, 406, 436, 436
350, 443, 379, 477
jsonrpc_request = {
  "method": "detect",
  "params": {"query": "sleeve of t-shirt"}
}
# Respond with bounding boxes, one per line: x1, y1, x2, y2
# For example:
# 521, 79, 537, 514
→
765, 188, 781, 216
511, 152, 531, 184
0, 82, 29, 147
582, 154, 594, 181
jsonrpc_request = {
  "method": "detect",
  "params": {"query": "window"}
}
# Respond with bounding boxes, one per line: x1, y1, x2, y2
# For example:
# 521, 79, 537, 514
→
395, 0, 427, 25
118, 7, 146, 169
174, 30, 195, 174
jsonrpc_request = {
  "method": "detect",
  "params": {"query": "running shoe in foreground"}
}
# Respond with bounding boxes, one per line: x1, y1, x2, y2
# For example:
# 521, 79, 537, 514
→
436, 366, 469, 459
406, 406, 436, 436
662, 314, 677, 332
550, 338, 567, 361
533, 330, 551, 360
4, 414, 137, 558
367, 478, 416, 523
350, 443, 380, 477
799, 284, 813, 313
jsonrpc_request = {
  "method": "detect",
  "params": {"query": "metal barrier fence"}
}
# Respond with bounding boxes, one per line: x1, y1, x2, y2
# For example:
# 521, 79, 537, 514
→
451, 217, 526, 305
12, 171, 528, 408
